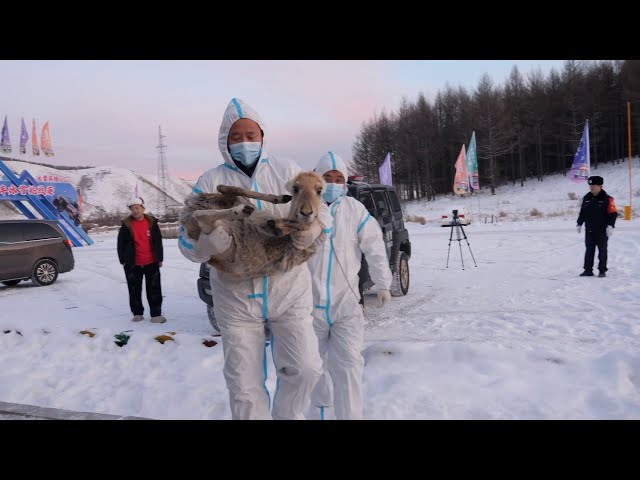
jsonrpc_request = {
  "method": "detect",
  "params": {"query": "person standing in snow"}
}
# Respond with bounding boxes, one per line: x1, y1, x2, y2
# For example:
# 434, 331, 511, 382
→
306, 151, 392, 420
178, 98, 325, 420
117, 197, 166, 323
577, 175, 618, 277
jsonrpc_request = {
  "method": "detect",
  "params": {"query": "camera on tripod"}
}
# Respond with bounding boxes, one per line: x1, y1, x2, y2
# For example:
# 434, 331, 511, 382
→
446, 209, 477, 269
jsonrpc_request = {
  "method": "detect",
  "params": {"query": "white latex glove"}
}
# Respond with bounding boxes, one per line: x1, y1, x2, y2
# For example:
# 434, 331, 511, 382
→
577, 225, 582, 234
606, 225, 613, 237
193, 225, 232, 258
377, 289, 391, 308
291, 222, 322, 250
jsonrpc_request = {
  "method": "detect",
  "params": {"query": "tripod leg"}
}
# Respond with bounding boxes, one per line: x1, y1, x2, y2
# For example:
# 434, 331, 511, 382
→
456, 225, 465, 270
459, 225, 478, 267
446, 224, 455, 268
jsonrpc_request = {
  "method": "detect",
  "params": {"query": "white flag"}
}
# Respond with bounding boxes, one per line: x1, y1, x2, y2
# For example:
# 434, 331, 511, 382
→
379, 153, 392, 186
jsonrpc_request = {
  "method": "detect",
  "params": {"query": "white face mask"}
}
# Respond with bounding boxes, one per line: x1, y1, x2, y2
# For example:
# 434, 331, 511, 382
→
229, 142, 262, 167
323, 183, 346, 203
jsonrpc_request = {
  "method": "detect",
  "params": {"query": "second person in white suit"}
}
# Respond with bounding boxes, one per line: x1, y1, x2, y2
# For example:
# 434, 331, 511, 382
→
307, 151, 392, 420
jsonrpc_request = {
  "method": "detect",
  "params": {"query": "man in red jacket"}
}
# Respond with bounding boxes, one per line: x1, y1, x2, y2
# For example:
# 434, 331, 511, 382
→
117, 197, 166, 323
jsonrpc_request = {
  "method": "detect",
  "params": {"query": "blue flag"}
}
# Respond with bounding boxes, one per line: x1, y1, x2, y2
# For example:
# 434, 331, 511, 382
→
20, 117, 29, 154
569, 119, 590, 184
1, 115, 11, 153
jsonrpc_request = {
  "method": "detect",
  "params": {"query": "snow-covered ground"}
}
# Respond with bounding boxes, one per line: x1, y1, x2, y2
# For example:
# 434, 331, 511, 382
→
1, 159, 639, 419
404, 158, 640, 225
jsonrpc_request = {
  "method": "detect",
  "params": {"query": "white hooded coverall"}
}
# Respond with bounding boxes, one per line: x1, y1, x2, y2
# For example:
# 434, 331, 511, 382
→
307, 151, 392, 420
178, 98, 324, 420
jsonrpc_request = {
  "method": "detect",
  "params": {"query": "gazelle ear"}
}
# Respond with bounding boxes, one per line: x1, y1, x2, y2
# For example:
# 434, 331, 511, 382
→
285, 178, 295, 194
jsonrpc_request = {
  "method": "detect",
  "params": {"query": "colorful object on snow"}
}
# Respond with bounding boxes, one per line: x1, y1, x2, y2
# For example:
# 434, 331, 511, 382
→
155, 331, 177, 344
4, 329, 23, 335
114, 330, 133, 347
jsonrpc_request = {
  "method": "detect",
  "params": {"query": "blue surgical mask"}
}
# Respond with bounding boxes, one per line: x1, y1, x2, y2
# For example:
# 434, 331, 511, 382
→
229, 142, 262, 167
323, 183, 346, 204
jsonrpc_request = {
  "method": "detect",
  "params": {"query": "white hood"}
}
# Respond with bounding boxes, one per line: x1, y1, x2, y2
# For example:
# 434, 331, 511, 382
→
218, 98, 268, 168
313, 151, 349, 181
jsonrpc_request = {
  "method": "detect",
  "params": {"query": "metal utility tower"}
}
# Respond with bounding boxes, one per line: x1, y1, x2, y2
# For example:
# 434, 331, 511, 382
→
156, 126, 169, 216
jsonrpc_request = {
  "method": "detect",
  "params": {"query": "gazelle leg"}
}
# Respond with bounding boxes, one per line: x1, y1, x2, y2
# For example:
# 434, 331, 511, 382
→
192, 204, 254, 233
217, 185, 292, 205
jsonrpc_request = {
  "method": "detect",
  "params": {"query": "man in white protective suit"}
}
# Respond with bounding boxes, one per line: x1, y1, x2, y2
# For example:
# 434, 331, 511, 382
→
306, 151, 392, 420
178, 98, 325, 420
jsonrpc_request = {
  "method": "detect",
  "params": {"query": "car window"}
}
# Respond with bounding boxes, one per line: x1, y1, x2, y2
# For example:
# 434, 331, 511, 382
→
388, 190, 402, 213
358, 192, 376, 215
373, 190, 390, 217
0, 223, 23, 243
21, 222, 61, 241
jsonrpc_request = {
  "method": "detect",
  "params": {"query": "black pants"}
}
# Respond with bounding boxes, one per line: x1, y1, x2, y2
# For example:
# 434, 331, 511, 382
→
124, 263, 162, 317
584, 232, 608, 272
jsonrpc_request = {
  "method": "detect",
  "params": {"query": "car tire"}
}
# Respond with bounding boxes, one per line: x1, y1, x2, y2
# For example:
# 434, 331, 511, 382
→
74, 218, 81, 226
1, 279, 21, 287
56, 205, 65, 212
52, 198, 59, 207
207, 305, 220, 333
31, 259, 59, 286
390, 251, 409, 296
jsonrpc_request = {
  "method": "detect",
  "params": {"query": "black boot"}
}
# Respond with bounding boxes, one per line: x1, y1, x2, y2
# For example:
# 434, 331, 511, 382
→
598, 271, 606, 278
580, 270, 594, 277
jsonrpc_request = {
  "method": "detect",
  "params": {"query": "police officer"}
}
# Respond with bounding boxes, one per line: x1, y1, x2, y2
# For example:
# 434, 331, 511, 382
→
577, 175, 618, 277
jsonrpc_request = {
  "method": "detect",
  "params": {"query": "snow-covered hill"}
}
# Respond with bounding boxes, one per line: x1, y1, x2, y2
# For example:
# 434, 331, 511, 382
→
0, 159, 195, 221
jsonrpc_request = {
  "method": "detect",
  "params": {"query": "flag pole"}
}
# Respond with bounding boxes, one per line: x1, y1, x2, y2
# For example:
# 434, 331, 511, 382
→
626, 101, 633, 221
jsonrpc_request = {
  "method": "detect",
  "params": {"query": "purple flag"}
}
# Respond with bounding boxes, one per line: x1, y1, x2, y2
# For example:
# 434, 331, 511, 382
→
1, 115, 11, 153
569, 119, 590, 184
379, 153, 392, 186
20, 117, 29, 154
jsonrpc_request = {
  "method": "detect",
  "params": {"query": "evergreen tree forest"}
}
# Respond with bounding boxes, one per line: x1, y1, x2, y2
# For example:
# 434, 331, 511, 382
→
351, 60, 640, 200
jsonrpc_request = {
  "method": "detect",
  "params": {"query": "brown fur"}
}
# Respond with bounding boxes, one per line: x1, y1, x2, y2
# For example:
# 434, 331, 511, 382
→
180, 171, 326, 278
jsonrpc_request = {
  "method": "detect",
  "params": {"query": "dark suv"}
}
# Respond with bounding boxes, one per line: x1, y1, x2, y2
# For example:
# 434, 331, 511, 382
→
197, 182, 411, 331
0, 219, 75, 287
346, 181, 411, 298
